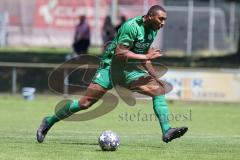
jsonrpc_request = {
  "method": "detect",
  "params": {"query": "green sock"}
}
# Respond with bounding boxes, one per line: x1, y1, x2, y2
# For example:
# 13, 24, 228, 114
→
153, 95, 171, 134
46, 99, 81, 126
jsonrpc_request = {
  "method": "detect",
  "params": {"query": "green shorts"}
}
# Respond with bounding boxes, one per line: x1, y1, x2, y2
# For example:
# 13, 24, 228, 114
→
92, 63, 148, 90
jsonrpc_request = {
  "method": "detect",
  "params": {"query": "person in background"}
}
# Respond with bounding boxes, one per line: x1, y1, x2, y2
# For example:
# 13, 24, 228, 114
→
72, 15, 90, 55
115, 15, 127, 32
102, 15, 116, 50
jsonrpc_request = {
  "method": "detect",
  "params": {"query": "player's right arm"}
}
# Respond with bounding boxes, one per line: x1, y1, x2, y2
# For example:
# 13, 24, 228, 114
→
115, 45, 162, 60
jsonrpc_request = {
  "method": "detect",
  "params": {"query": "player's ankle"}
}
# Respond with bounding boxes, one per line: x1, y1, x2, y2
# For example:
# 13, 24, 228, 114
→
46, 116, 59, 126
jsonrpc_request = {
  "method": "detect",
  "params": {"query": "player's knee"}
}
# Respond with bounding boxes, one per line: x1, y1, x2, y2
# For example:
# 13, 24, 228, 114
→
79, 101, 91, 110
147, 86, 165, 97
79, 98, 95, 110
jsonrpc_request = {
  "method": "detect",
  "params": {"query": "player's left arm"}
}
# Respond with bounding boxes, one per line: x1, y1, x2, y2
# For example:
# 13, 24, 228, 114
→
141, 58, 164, 86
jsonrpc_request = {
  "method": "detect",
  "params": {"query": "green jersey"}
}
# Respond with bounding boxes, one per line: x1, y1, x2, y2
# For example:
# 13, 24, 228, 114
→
101, 16, 158, 65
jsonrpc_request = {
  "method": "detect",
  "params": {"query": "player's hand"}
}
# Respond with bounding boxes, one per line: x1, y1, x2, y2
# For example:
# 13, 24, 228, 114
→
146, 48, 163, 60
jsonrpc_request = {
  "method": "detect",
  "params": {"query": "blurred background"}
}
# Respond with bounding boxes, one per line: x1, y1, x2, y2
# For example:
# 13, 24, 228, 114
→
0, 0, 240, 102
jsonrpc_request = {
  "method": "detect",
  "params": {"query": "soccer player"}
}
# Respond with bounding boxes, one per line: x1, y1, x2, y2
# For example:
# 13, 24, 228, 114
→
36, 5, 188, 143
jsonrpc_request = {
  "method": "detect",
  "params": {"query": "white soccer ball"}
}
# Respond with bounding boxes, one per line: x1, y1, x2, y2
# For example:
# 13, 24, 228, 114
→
98, 130, 120, 151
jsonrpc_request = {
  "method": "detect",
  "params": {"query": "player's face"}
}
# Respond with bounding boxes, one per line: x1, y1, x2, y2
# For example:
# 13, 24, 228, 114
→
150, 10, 167, 31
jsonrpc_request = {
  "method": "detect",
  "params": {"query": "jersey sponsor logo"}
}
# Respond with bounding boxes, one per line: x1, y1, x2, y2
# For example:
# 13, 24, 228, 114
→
135, 42, 150, 49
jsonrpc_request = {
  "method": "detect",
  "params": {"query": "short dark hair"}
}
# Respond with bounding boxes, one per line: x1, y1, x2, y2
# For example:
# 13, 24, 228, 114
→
147, 5, 166, 16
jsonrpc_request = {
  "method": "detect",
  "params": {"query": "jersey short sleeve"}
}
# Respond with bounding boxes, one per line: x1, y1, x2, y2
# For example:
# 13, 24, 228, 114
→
117, 23, 138, 47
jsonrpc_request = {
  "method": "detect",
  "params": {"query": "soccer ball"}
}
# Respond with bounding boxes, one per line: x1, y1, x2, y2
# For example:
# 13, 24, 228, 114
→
98, 130, 120, 151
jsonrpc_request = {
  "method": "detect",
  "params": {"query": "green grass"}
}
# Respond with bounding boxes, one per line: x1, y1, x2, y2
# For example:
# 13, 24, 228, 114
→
0, 46, 102, 55
0, 46, 70, 54
0, 94, 239, 160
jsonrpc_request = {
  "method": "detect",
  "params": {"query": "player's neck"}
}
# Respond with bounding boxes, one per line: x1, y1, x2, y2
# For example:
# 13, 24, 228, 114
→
143, 15, 150, 28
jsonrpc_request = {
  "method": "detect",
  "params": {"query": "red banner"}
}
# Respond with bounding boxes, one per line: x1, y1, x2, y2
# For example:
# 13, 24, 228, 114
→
34, 0, 101, 30
33, 0, 162, 30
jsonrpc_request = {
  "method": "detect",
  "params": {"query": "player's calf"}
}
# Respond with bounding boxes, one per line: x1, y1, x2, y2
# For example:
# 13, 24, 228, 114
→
36, 99, 81, 143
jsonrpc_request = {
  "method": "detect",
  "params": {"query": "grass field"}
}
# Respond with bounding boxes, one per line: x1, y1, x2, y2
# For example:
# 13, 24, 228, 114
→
0, 46, 102, 55
0, 94, 239, 160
